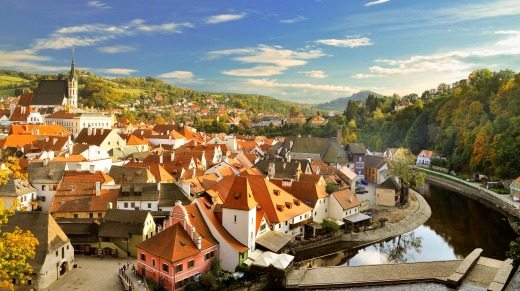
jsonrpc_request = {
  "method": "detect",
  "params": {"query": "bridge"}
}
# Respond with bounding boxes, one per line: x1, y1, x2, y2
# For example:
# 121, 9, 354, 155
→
285, 249, 514, 290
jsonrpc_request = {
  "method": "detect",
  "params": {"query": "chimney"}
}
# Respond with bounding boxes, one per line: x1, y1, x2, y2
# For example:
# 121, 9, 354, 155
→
170, 151, 175, 162
159, 153, 163, 164
190, 227, 196, 240
43, 159, 49, 166
88, 126, 92, 136
69, 136, 73, 155
107, 202, 113, 209
157, 182, 161, 191
196, 235, 202, 250
92, 128, 96, 136
101, 128, 104, 135
175, 200, 182, 207
95, 181, 101, 196
268, 162, 275, 179
89, 164, 95, 174
287, 154, 291, 162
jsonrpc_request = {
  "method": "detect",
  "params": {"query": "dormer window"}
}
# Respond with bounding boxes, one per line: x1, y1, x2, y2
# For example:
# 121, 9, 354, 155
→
273, 189, 280, 196
285, 202, 292, 209
276, 204, 284, 212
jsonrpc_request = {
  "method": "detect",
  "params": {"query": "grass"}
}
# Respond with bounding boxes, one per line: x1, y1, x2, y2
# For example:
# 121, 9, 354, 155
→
0, 88, 16, 96
0, 75, 29, 86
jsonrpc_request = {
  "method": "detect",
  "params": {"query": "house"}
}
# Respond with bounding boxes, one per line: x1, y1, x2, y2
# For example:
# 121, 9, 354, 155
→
272, 136, 348, 167
383, 147, 414, 160
364, 155, 388, 184
50, 144, 113, 173
73, 127, 126, 153
0, 176, 37, 211
416, 150, 438, 166
44, 110, 114, 137
254, 160, 307, 181
2, 212, 74, 290
55, 218, 100, 255
285, 111, 306, 125
109, 165, 156, 184
98, 209, 156, 257
137, 202, 219, 290
395, 101, 412, 111
308, 115, 327, 127
49, 171, 118, 219
345, 142, 368, 178
328, 188, 359, 219
335, 166, 358, 194
26, 161, 66, 212
117, 182, 191, 212
375, 177, 402, 206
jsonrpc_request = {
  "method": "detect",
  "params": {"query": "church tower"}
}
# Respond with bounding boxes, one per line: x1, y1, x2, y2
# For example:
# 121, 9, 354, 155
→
68, 48, 78, 108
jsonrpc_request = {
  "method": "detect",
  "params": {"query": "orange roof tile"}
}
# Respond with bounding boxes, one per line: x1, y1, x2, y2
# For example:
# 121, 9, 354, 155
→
222, 176, 257, 211
137, 223, 200, 262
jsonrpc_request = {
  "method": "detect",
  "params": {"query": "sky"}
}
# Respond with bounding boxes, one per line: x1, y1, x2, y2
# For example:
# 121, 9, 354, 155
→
0, 0, 519, 104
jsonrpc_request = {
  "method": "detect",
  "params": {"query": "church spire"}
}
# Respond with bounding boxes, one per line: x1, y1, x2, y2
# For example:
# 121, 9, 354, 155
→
69, 48, 76, 79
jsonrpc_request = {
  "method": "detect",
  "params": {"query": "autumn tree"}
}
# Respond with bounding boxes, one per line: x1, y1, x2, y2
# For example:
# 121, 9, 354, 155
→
0, 157, 38, 290
387, 148, 425, 204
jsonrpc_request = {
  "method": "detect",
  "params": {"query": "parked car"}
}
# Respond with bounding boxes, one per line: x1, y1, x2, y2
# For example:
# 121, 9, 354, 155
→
356, 187, 368, 194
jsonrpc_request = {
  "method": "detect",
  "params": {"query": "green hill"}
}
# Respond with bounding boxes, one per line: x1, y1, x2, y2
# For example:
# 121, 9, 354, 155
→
313, 90, 382, 111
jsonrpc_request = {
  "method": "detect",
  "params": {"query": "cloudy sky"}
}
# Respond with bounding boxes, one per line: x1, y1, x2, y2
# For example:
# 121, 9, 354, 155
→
1, 0, 519, 103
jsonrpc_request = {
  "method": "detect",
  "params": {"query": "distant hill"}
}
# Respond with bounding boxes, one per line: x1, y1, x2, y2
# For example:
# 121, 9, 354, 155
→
313, 90, 383, 111
0, 70, 316, 116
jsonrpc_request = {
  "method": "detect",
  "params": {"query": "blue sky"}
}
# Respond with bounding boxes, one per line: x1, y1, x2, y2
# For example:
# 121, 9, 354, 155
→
1, 0, 519, 104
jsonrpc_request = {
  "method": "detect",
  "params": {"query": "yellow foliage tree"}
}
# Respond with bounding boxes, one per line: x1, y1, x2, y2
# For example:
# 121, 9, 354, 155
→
0, 157, 38, 290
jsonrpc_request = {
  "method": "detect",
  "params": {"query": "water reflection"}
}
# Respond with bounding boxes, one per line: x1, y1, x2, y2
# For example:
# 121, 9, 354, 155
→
295, 183, 517, 267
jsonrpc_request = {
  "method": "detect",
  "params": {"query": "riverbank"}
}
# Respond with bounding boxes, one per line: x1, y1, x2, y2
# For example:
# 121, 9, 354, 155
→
340, 190, 431, 244
423, 172, 520, 221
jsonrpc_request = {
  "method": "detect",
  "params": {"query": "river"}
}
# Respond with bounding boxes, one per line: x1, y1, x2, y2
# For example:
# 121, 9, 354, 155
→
295, 182, 518, 267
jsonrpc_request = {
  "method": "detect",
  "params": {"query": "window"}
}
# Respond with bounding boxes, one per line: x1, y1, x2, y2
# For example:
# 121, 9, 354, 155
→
234, 215, 237, 224
152, 258, 156, 267
205, 250, 215, 260
56, 251, 59, 256
140, 253, 146, 261
148, 203, 152, 209
188, 260, 195, 269
358, 156, 363, 162
124, 202, 128, 208
42, 185, 46, 191
131, 202, 135, 208
41, 196, 46, 202
175, 264, 183, 272
73, 214, 78, 218
98, 213, 102, 218
89, 213, 94, 218
356, 162, 364, 168
162, 264, 169, 272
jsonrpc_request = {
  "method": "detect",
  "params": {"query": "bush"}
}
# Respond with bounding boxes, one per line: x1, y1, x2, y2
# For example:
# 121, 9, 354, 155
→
322, 219, 340, 233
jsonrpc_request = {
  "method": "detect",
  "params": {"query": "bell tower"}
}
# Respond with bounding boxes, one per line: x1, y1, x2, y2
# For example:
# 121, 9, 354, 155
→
68, 48, 78, 109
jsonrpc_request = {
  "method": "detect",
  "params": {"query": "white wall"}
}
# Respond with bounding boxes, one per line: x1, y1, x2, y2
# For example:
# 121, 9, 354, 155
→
312, 197, 329, 223
222, 207, 256, 253
37, 241, 74, 290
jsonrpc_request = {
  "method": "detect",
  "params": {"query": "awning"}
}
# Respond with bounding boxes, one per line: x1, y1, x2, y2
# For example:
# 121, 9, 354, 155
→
344, 213, 372, 223
307, 221, 323, 229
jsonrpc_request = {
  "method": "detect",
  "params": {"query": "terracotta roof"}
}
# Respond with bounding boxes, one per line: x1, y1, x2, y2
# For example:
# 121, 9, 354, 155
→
124, 162, 173, 182
126, 134, 148, 145
0, 134, 37, 148
137, 222, 200, 262
17, 93, 33, 107
331, 189, 360, 210
74, 128, 117, 146
222, 176, 257, 211
8, 106, 32, 121
45, 109, 79, 119
195, 197, 248, 252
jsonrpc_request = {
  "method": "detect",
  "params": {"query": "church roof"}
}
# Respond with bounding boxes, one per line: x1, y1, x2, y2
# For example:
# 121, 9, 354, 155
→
31, 80, 68, 106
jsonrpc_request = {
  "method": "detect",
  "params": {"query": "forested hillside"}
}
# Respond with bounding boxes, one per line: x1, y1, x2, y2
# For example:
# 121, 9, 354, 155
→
346, 69, 520, 179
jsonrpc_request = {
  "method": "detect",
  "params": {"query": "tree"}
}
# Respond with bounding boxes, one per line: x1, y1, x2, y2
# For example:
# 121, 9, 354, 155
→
387, 148, 425, 204
0, 158, 38, 290
507, 236, 520, 266
322, 219, 340, 233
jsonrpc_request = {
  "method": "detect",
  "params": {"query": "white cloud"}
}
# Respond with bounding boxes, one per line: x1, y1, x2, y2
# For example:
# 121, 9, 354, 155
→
102, 68, 137, 75
87, 1, 111, 9
205, 13, 246, 24
0, 50, 68, 71
223, 66, 286, 76
352, 30, 520, 83
31, 19, 193, 51
97, 45, 136, 54
207, 45, 326, 77
365, 0, 390, 7
247, 78, 356, 94
280, 16, 307, 24
306, 70, 327, 79
158, 71, 194, 79
315, 36, 373, 47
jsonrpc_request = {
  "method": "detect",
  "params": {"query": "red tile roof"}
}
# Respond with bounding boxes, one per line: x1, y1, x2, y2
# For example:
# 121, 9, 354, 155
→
222, 176, 257, 211
137, 223, 200, 262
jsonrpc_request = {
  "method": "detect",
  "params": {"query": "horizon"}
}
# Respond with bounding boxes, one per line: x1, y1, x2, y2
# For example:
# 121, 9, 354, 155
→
0, 0, 519, 104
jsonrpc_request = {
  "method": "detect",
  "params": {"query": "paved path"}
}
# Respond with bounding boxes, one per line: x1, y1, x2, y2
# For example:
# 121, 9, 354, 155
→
47, 255, 145, 291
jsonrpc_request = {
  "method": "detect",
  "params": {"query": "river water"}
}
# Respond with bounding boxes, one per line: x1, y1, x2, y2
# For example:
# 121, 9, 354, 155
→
296, 182, 518, 267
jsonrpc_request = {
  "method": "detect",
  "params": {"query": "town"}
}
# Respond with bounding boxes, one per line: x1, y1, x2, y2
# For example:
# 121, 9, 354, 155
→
1, 51, 520, 291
